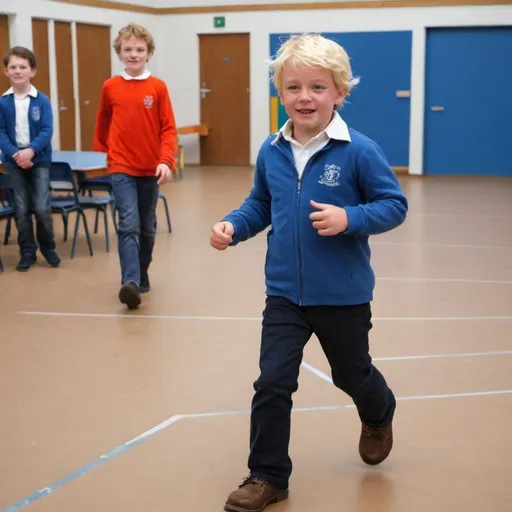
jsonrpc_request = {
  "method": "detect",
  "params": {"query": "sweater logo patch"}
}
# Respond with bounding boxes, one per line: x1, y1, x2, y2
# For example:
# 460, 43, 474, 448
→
31, 106, 41, 122
143, 95, 154, 108
318, 164, 341, 187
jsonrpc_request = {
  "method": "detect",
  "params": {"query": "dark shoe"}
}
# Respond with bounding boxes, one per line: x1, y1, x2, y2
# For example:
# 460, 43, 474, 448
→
359, 422, 393, 466
16, 254, 37, 272
224, 477, 289, 512
118, 282, 141, 309
140, 269, 150, 293
43, 250, 61, 268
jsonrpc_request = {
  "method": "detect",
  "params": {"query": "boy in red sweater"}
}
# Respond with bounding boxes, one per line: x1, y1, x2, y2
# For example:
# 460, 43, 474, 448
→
93, 24, 178, 309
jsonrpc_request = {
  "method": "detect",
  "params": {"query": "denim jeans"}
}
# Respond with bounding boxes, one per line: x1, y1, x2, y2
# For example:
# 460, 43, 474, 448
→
111, 173, 159, 286
248, 296, 396, 490
6, 162, 56, 257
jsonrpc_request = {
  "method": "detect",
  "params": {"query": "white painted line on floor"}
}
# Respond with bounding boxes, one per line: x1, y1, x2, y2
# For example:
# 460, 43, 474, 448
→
378, 277, 512, 285
18, 311, 262, 321
6, 388, 512, 511
301, 361, 333, 383
301, 350, 512, 383
372, 241, 512, 250
406, 213, 510, 220
373, 350, 512, 362
254, 242, 512, 251
18, 311, 512, 322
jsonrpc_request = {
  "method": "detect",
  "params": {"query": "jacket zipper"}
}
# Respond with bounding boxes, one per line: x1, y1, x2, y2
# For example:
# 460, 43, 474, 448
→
276, 140, 332, 305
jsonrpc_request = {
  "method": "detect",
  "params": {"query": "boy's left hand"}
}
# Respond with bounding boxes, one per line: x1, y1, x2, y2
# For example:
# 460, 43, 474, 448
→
309, 200, 349, 236
13, 149, 35, 169
156, 163, 173, 185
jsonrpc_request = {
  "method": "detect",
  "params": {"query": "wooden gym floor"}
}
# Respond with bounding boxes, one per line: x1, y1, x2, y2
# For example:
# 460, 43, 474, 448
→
0, 166, 511, 512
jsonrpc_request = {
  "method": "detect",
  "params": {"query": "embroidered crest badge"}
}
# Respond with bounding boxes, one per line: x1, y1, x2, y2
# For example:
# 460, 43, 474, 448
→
143, 95, 154, 108
31, 106, 41, 122
318, 164, 341, 187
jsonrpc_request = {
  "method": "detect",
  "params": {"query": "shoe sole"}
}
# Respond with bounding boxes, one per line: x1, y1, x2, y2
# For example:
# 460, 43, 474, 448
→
224, 489, 289, 512
118, 285, 141, 309
16, 263, 36, 272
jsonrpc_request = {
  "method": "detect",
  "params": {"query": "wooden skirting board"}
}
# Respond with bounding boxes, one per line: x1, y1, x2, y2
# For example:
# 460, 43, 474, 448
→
51, 0, 512, 15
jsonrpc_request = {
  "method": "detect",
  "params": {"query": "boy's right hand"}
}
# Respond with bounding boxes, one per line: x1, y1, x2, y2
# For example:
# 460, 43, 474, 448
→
13, 149, 35, 169
210, 221, 234, 250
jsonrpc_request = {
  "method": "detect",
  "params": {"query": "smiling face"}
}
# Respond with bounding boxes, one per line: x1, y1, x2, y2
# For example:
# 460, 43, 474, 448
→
119, 35, 152, 77
278, 60, 344, 145
4, 55, 36, 91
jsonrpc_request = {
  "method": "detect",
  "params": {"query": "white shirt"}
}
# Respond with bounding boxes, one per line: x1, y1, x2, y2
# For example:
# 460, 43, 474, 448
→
272, 111, 352, 178
2, 85, 38, 148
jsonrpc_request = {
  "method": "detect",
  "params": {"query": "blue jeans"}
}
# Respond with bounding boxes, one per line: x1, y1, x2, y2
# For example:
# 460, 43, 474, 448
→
111, 173, 159, 286
248, 296, 396, 489
7, 162, 56, 257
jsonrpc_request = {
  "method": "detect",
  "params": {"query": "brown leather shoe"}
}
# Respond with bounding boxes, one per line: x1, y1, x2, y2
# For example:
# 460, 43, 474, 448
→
359, 422, 393, 465
224, 477, 289, 512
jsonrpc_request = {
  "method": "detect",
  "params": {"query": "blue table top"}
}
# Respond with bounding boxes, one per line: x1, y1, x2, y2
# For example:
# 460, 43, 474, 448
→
0, 150, 107, 171
52, 151, 107, 171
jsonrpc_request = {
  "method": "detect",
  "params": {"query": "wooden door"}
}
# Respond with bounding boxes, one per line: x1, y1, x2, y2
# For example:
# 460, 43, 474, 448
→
76, 23, 111, 151
55, 21, 76, 150
0, 15, 11, 93
199, 34, 250, 166
31, 19, 51, 98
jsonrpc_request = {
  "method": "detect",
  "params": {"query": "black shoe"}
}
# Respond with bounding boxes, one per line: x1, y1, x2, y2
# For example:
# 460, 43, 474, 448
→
43, 250, 61, 268
16, 254, 37, 272
140, 269, 150, 293
118, 282, 141, 309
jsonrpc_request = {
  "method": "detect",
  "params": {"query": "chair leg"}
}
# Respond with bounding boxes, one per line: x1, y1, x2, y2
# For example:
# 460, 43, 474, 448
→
103, 206, 110, 253
71, 212, 80, 259
0, 254, 4, 272
4, 217, 12, 245
159, 195, 172, 233
94, 209, 99, 234
81, 211, 94, 257
62, 213, 68, 242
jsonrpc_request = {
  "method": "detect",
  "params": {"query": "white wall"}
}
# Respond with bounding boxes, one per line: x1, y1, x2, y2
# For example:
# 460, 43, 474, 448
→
2, 1, 511, 173
156, 4, 512, 174
0, 0, 159, 149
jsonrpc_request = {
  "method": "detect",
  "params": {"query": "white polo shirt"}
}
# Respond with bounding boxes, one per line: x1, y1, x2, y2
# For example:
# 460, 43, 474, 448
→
272, 111, 352, 178
2, 85, 38, 148
121, 70, 151, 81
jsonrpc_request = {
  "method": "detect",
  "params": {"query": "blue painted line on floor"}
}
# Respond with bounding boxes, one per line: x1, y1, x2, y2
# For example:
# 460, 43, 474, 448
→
4, 414, 183, 511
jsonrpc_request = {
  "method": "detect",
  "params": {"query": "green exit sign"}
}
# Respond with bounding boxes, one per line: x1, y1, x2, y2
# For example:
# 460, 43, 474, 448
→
214, 16, 225, 28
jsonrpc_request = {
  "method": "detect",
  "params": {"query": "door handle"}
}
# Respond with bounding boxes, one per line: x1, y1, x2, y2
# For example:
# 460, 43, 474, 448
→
431, 106, 445, 112
200, 88, 212, 99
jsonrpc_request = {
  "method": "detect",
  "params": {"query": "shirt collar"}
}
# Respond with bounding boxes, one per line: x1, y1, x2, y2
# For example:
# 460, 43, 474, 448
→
121, 70, 151, 81
271, 111, 351, 145
2, 85, 38, 98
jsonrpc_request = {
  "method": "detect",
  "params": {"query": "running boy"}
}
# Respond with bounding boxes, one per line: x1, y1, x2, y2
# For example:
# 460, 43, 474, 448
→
93, 24, 178, 309
210, 33, 408, 512
0, 46, 60, 271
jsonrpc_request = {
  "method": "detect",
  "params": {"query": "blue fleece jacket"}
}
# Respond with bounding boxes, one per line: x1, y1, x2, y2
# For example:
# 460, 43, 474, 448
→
0, 89, 53, 164
223, 128, 408, 306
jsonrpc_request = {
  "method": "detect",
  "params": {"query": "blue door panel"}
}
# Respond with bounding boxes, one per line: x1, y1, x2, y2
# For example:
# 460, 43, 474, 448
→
270, 31, 412, 167
424, 27, 512, 176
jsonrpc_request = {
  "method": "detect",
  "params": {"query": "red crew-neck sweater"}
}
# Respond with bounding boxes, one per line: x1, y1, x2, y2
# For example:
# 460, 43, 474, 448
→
93, 75, 177, 177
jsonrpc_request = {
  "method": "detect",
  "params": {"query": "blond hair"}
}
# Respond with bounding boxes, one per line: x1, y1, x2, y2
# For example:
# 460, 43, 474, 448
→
113, 24, 155, 55
269, 33, 359, 103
